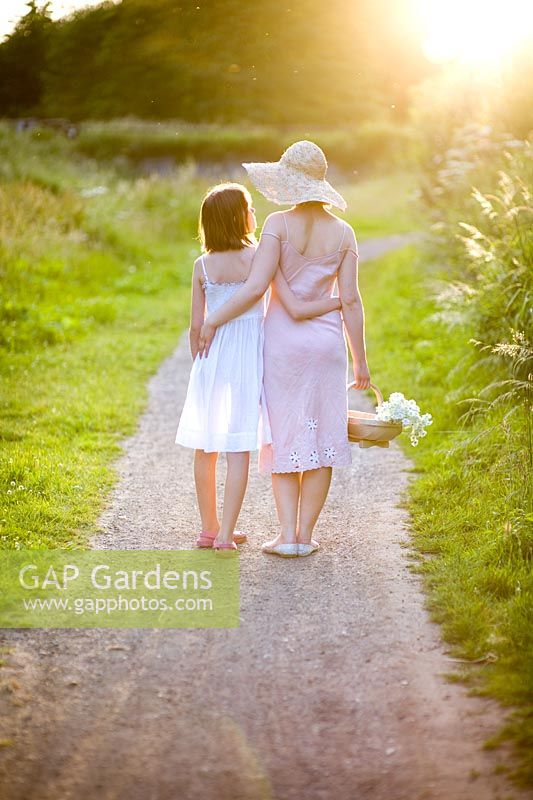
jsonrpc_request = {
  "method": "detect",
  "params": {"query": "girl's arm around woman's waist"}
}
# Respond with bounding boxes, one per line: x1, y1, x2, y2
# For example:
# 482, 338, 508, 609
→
272, 269, 341, 320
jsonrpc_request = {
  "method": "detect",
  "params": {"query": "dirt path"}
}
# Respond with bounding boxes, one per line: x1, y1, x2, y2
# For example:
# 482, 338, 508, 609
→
0, 234, 530, 800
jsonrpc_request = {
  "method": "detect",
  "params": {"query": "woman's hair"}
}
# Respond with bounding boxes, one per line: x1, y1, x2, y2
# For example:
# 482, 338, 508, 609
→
296, 200, 331, 210
199, 183, 255, 252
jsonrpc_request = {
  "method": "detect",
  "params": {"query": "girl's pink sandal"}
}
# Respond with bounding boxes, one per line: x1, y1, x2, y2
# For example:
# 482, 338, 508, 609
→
196, 531, 247, 548
213, 541, 239, 557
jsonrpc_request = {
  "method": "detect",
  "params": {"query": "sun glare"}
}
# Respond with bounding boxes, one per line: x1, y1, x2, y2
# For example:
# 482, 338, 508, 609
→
417, 0, 533, 65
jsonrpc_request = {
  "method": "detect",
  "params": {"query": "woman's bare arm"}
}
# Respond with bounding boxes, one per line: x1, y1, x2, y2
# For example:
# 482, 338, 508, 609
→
337, 234, 371, 389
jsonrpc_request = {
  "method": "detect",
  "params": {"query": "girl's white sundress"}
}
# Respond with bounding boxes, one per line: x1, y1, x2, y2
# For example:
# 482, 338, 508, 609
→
175, 255, 272, 453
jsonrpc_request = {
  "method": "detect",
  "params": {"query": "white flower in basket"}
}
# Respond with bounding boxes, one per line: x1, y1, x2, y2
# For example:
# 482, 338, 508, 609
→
347, 383, 432, 448
375, 391, 433, 446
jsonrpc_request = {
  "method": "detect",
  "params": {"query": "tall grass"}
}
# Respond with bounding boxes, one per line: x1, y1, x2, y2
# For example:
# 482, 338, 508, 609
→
385, 126, 533, 786
423, 132, 532, 559
361, 241, 533, 788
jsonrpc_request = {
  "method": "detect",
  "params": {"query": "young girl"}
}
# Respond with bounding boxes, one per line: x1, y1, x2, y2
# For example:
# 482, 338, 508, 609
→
175, 182, 342, 553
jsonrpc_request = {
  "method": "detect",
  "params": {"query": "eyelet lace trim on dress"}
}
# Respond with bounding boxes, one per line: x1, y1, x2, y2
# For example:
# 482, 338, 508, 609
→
202, 278, 246, 290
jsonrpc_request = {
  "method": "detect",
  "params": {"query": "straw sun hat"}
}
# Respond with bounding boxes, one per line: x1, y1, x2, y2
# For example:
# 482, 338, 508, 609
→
242, 140, 347, 212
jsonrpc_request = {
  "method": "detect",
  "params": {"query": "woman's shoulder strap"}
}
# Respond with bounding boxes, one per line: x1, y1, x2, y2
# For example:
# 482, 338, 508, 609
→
199, 254, 209, 281
338, 221, 346, 250
261, 214, 285, 241
261, 229, 281, 240
281, 213, 289, 242
341, 222, 359, 257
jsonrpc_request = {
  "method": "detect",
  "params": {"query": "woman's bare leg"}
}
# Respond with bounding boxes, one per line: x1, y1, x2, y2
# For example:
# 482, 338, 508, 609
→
194, 450, 219, 533
298, 467, 332, 544
269, 472, 301, 544
215, 452, 250, 545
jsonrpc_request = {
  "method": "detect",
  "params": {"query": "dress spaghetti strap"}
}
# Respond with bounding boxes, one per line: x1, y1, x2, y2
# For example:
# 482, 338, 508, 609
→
338, 222, 346, 251
261, 218, 284, 242
200, 255, 209, 283
339, 222, 359, 259
282, 213, 290, 242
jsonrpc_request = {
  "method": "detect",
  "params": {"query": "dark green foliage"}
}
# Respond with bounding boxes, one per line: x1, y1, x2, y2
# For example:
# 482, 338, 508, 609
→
0, 0, 430, 123
0, 2, 52, 115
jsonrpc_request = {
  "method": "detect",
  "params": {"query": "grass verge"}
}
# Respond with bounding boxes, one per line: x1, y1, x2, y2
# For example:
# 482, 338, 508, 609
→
359, 244, 532, 789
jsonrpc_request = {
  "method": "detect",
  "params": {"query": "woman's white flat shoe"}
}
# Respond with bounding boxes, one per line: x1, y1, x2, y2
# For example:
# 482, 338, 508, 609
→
297, 541, 320, 556
261, 542, 299, 557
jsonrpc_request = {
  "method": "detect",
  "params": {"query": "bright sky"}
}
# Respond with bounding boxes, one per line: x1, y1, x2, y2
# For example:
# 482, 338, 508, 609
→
0, 1, 108, 40
416, 0, 533, 64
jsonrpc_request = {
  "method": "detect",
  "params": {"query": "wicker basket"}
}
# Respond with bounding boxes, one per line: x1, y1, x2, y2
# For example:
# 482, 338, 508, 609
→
347, 382, 402, 449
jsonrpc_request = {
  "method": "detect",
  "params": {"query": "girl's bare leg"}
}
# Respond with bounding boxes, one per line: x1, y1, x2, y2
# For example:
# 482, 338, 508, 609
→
298, 467, 332, 544
269, 472, 301, 544
215, 452, 250, 545
194, 450, 219, 533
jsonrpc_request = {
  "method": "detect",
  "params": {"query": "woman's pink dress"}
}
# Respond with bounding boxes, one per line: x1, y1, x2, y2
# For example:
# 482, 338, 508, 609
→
259, 219, 357, 475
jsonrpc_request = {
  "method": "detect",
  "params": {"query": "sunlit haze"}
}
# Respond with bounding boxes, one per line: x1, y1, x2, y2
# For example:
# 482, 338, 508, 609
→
417, 0, 533, 64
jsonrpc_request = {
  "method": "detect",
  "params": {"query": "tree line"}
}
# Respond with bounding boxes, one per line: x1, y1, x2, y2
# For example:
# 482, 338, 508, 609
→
0, 0, 432, 124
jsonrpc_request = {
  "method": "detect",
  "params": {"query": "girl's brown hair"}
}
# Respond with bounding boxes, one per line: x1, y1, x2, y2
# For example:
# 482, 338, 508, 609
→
199, 183, 255, 253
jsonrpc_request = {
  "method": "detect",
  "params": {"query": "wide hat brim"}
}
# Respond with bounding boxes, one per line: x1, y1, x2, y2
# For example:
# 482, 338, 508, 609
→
242, 160, 347, 212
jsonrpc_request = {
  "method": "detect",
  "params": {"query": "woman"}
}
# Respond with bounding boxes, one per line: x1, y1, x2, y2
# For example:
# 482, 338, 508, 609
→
198, 141, 371, 557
